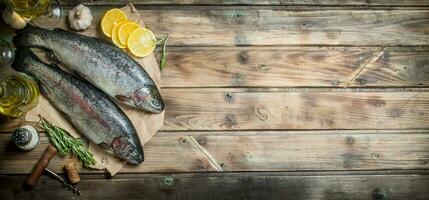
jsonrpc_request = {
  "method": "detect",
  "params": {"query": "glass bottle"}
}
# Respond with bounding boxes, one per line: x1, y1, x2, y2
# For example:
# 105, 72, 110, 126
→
0, 74, 39, 118
7, 0, 63, 29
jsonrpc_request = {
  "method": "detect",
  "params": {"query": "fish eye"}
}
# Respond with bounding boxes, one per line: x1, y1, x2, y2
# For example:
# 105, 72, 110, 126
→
152, 100, 160, 107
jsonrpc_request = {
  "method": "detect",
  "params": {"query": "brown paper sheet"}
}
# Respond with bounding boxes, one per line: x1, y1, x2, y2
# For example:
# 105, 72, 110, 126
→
25, 4, 164, 175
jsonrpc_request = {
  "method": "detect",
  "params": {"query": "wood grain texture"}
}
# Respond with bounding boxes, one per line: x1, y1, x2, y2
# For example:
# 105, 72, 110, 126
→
1, 130, 428, 174
144, 9, 429, 46
60, 0, 429, 6
0, 1, 428, 198
161, 90, 429, 130
354, 50, 429, 87
160, 47, 429, 87
1, 172, 429, 200
1, 90, 428, 132
66, 8, 429, 46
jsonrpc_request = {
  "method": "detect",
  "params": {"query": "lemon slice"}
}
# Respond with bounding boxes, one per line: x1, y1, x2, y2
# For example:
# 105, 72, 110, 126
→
101, 8, 127, 38
127, 28, 157, 57
111, 21, 127, 48
118, 22, 140, 46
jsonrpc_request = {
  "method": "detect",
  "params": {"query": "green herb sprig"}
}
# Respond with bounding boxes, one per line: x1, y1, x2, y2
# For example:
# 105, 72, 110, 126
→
39, 115, 96, 167
156, 33, 169, 70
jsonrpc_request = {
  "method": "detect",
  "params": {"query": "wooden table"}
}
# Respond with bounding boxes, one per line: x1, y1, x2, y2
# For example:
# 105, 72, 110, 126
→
1, 1, 429, 199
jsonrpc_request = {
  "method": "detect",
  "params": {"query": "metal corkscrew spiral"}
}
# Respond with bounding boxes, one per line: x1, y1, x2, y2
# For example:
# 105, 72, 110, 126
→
44, 168, 81, 195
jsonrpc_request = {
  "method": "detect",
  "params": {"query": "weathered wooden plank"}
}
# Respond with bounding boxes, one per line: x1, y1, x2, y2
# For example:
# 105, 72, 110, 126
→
161, 90, 429, 130
160, 47, 429, 87
125, 131, 429, 173
3, 47, 428, 88
1, 172, 429, 200
56, 8, 429, 46
1, 90, 428, 132
142, 9, 429, 46
1, 130, 428, 174
60, 0, 429, 6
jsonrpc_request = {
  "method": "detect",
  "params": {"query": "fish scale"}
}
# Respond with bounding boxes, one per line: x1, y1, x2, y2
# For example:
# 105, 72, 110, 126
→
12, 48, 144, 165
14, 25, 164, 114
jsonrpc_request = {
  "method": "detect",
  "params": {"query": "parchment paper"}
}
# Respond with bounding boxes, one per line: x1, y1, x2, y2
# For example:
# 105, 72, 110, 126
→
25, 4, 164, 175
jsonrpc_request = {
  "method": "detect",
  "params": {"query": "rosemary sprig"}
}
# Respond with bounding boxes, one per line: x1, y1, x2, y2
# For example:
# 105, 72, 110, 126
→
39, 115, 96, 167
156, 33, 169, 70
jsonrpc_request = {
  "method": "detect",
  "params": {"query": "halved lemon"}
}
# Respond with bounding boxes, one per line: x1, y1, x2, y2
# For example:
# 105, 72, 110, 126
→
118, 22, 140, 46
127, 28, 157, 57
111, 21, 127, 48
101, 8, 127, 38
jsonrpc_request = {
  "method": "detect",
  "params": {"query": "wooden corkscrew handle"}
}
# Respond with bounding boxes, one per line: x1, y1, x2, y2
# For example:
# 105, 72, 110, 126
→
25, 144, 57, 189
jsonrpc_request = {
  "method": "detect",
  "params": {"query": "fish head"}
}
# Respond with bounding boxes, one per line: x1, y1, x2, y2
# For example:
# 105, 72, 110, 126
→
132, 85, 165, 113
111, 135, 144, 164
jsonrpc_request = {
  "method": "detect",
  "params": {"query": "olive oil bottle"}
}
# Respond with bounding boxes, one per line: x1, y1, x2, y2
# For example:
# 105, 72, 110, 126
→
0, 74, 39, 118
8, 0, 50, 18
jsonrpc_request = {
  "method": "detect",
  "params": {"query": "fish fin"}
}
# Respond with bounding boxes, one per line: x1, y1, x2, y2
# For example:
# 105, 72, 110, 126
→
72, 70, 87, 80
11, 47, 39, 72
99, 142, 114, 153
115, 95, 131, 103
11, 48, 29, 71
39, 84, 50, 96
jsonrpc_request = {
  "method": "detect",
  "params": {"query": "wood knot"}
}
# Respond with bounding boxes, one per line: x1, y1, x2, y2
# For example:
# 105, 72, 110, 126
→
224, 114, 236, 128
225, 93, 233, 101
343, 160, 352, 168
345, 136, 355, 145
331, 80, 340, 85
162, 177, 174, 186
232, 73, 243, 86
373, 188, 387, 200
368, 99, 386, 107
238, 51, 249, 64
257, 64, 269, 72
235, 36, 248, 45
195, 136, 207, 146
355, 77, 367, 85
371, 153, 380, 159
389, 108, 404, 118
255, 105, 269, 121
244, 151, 254, 161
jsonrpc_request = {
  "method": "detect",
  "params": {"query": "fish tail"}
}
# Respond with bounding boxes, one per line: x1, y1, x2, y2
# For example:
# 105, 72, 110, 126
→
13, 25, 41, 47
11, 47, 40, 72
11, 48, 30, 71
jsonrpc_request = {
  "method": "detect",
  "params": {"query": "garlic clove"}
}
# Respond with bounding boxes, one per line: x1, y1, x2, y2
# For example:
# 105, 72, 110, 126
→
2, 9, 27, 29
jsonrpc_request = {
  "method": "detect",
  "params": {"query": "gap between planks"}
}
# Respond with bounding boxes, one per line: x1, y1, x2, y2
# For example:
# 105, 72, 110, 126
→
59, 0, 429, 7
60, 4, 429, 11
160, 87, 429, 92
2, 169, 429, 178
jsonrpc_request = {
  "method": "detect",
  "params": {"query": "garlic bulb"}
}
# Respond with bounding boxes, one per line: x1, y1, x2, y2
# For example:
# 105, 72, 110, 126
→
68, 4, 93, 31
2, 9, 28, 29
